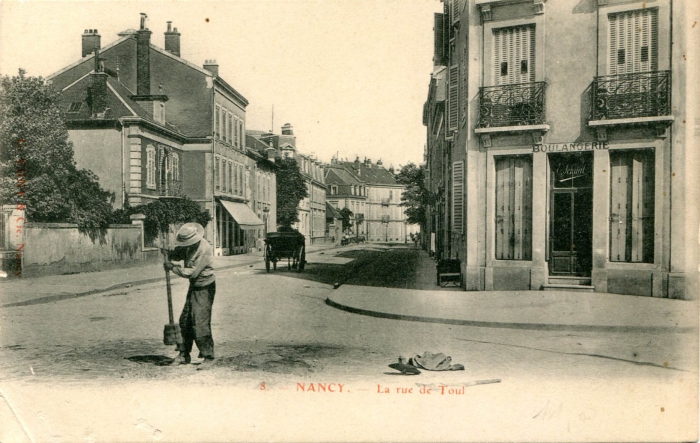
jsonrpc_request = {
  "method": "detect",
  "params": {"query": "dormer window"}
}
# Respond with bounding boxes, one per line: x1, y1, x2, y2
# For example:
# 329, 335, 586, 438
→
67, 102, 82, 112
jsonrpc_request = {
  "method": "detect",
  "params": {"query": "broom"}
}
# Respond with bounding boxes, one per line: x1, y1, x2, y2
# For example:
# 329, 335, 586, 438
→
161, 232, 183, 347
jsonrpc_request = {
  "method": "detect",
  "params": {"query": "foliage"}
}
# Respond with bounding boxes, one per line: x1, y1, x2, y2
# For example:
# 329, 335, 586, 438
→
0, 69, 115, 232
112, 196, 211, 245
395, 162, 431, 226
275, 157, 309, 229
339, 207, 354, 234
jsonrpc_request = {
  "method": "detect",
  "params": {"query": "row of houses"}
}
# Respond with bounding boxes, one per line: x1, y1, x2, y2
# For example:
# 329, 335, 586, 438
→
43, 14, 413, 259
325, 157, 417, 243
422, 0, 697, 299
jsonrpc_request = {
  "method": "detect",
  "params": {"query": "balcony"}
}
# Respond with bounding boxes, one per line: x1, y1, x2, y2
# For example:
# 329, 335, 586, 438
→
589, 71, 673, 132
476, 82, 548, 134
160, 180, 182, 197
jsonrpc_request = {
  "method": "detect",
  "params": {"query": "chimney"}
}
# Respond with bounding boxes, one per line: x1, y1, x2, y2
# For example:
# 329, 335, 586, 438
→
281, 123, 294, 135
203, 59, 219, 76
164, 21, 181, 57
136, 13, 152, 95
89, 49, 108, 116
82, 29, 101, 57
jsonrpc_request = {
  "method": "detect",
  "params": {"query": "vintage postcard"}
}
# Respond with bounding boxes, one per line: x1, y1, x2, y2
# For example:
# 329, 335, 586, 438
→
0, 0, 698, 441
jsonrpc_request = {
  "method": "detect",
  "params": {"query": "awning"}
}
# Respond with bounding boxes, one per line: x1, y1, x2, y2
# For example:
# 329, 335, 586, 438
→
219, 200, 264, 228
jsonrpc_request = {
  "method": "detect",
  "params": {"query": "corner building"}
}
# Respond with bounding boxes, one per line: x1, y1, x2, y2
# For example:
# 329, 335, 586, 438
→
425, 0, 697, 298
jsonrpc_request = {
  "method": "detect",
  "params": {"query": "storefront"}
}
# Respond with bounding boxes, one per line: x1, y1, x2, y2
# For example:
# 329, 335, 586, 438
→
484, 139, 664, 297
215, 199, 263, 256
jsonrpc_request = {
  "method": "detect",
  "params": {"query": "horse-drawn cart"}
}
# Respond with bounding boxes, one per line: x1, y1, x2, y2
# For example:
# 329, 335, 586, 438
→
264, 231, 306, 272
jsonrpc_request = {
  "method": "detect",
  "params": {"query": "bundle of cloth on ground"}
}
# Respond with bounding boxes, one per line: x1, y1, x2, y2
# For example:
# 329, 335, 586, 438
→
408, 351, 464, 371
389, 351, 464, 374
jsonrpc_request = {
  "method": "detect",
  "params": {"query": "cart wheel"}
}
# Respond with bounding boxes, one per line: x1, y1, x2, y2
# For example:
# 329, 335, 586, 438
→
298, 245, 306, 272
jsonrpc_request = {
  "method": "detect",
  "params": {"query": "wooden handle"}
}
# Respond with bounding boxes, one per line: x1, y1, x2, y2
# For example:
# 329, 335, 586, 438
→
161, 234, 175, 325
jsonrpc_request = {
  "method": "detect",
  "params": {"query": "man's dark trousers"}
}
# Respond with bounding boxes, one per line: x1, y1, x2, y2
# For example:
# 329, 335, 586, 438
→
177, 281, 216, 358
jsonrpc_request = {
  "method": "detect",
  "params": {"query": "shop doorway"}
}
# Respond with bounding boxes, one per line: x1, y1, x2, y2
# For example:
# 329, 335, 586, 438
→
549, 153, 593, 277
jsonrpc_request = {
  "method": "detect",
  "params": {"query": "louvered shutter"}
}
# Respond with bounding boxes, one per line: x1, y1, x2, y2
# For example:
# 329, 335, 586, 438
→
448, 65, 459, 132
452, 161, 464, 234
434, 13, 446, 66
494, 25, 535, 85
495, 156, 532, 260
451, 0, 461, 25
608, 9, 658, 75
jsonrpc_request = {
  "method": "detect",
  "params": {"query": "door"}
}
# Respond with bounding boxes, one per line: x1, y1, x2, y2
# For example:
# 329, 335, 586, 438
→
549, 153, 593, 277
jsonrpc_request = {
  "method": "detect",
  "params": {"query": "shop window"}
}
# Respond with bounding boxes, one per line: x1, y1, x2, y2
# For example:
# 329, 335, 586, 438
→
495, 155, 532, 260
610, 149, 654, 263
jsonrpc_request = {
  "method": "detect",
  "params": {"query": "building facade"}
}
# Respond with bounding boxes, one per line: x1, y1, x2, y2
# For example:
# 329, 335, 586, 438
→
424, 0, 697, 299
325, 160, 368, 238
48, 15, 264, 255
325, 158, 416, 243
248, 124, 327, 244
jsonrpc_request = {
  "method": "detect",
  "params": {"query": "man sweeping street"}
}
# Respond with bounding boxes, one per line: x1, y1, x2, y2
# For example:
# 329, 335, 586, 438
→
163, 222, 217, 370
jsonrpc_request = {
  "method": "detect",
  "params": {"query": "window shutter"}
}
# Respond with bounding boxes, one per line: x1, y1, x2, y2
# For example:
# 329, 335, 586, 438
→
448, 65, 459, 132
608, 9, 658, 75
452, 161, 464, 234
494, 25, 535, 85
434, 13, 446, 66
451, 0, 461, 25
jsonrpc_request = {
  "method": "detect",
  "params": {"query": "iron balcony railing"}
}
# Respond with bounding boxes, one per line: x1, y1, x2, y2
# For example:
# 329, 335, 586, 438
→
591, 71, 671, 121
160, 179, 182, 197
478, 81, 547, 128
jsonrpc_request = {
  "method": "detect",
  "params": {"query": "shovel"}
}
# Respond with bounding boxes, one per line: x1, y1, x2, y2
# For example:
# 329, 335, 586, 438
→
161, 233, 183, 347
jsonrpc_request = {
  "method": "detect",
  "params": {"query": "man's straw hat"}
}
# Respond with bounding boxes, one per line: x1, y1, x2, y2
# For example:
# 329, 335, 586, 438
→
175, 223, 204, 247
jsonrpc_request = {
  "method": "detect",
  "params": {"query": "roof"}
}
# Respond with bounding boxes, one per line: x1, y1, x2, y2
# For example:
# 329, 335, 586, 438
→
325, 166, 362, 185
60, 71, 183, 134
325, 202, 342, 219
335, 161, 398, 186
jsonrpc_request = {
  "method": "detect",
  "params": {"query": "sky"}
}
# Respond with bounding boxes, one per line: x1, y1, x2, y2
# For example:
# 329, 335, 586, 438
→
0, 0, 442, 169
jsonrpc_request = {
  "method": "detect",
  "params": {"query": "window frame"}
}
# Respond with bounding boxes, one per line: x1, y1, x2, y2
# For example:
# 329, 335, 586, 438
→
483, 16, 544, 88
493, 154, 533, 261
609, 148, 655, 264
146, 145, 157, 190
597, 2, 670, 75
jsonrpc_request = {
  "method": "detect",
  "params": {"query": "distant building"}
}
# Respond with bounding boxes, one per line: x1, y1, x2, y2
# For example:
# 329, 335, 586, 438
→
248, 125, 327, 244
47, 15, 264, 255
423, 0, 697, 298
325, 157, 417, 243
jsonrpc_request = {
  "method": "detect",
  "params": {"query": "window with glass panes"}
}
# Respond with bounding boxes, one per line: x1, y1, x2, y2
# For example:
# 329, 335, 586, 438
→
215, 105, 220, 139
214, 156, 220, 191
609, 149, 654, 263
495, 155, 532, 260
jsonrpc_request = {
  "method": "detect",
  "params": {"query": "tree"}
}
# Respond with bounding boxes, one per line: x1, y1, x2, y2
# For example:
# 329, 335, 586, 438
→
112, 196, 211, 245
0, 69, 114, 232
395, 162, 431, 226
275, 157, 309, 229
339, 207, 354, 234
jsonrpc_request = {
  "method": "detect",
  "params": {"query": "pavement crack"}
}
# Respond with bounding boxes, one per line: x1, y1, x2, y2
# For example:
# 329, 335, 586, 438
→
453, 337, 690, 372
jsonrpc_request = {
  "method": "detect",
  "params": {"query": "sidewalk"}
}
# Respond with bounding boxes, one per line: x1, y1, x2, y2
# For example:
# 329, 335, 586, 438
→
327, 248, 698, 333
0, 242, 340, 307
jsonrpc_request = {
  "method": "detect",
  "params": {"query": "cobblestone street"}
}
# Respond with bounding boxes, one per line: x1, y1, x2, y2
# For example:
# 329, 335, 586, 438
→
0, 246, 697, 441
